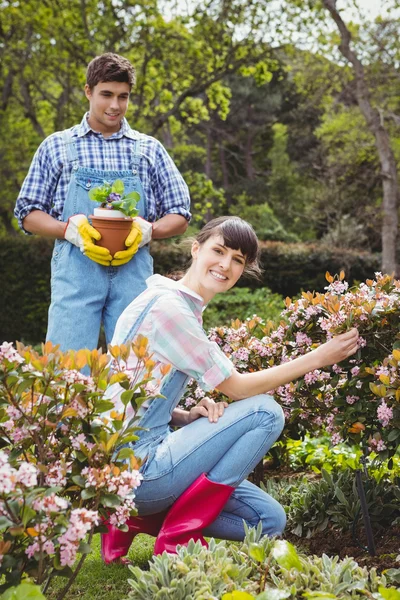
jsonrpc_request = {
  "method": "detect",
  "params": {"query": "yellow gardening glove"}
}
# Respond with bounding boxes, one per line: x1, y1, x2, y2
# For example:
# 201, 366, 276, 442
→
64, 214, 112, 266
111, 221, 143, 267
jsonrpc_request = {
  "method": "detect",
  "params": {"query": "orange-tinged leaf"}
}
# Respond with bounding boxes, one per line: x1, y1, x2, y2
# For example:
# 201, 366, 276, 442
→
379, 374, 390, 386
62, 407, 78, 418
108, 345, 121, 359
339, 270, 345, 281
75, 349, 88, 370
369, 383, 387, 397
392, 349, 400, 362
27, 528, 39, 537
106, 432, 120, 452
348, 422, 365, 433
160, 363, 171, 376
109, 372, 128, 385
43, 340, 54, 354
130, 455, 140, 470
396, 389, 400, 402
145, 359, 156, 372
285, 296, 292, 308
110, 410, 123, 421
325, 271, 334, 283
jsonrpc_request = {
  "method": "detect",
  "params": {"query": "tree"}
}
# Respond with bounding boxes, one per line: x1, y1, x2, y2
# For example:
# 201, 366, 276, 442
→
322, 0, 399, 274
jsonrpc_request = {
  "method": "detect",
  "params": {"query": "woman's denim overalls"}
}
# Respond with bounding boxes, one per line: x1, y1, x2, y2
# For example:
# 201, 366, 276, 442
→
122, 296, 287, 540
46, 129, 153, 352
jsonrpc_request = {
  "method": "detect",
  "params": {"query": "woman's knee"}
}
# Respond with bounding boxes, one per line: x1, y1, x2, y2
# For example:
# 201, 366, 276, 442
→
245, 394, 285, 436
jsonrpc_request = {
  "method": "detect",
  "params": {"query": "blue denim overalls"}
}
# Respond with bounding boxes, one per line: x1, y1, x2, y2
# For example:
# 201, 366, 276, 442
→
120, 294, 190, 467
46, 129, 153, 351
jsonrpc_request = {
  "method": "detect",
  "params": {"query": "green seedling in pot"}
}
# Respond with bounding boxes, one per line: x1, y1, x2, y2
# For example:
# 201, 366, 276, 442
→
89, 179, 140, 217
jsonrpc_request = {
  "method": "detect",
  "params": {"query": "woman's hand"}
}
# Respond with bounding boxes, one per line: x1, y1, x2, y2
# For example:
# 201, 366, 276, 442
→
189, 398, 229, 423
313, 328, 359, 368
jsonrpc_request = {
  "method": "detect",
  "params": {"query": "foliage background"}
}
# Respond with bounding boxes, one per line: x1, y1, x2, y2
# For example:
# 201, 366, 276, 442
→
1, 0, 400, 341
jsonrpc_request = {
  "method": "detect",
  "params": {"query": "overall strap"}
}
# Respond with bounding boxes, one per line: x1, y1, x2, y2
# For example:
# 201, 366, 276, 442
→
62, 129, 79, 171
130, 138, 141, 175
121, 295, 160, 346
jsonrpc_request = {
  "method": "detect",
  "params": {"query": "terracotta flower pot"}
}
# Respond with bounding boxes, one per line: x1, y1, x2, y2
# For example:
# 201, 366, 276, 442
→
89, 209, 133, 256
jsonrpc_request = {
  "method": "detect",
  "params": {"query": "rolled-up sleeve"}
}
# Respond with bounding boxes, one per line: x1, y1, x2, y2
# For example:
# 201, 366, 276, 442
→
151, 296, 234, 391
14, 135, 63, 232
151, 141, 191, 222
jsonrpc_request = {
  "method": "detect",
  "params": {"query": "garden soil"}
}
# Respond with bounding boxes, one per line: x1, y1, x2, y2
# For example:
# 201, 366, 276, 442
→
285, 526, 400, 573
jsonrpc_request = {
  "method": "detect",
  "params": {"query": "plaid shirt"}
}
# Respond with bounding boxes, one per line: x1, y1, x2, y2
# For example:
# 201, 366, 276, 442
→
106, 275, 234, 420
15, 113, 191, 231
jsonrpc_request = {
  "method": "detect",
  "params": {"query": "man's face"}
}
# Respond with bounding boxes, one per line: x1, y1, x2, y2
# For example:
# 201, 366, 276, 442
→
85, 81, 130, 136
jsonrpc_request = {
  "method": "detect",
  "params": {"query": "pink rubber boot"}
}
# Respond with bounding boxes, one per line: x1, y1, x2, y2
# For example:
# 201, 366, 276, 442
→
101, 511, 167, 564
154, 473, 234, 555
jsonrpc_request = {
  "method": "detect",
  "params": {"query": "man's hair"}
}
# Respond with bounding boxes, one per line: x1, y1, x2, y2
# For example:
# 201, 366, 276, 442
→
86, 53, 136, 90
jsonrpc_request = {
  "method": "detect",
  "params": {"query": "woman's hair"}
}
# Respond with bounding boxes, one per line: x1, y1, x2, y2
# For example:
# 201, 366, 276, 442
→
86, 53, 136, 90
195, 216, 262, 279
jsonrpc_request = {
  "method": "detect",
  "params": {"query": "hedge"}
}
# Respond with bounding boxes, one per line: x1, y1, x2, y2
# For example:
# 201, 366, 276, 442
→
0, 235, 380, 345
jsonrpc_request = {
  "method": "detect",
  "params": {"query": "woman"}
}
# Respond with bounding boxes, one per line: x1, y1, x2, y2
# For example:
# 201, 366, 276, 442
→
102, 216, 359, 562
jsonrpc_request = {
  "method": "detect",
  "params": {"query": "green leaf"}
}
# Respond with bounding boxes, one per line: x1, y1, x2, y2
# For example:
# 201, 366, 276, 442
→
0, 582, 46, 600
78, 541, 92, 555
95, 400, 115, 413
71, 475, 86, 488
248, 542, 265, 563
22, 506, 36, 527
271, 540, 302, 571
256, 590, 291, 600
334, 486, 348, 505
303, 593, 338, 599
378, 586, 400, 600
115, 447, 135, 460
387, 429, 400, 442
123, 191, 140, 202
111, 179, 124, 194
0, 516, 14, 530
100, 493, 121, 508
81, 488, 97, 500
222, 592, 255, 600
120, 389, 136, 406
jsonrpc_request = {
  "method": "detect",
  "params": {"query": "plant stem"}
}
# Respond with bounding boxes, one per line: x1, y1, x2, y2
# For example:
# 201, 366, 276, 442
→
56, 529, 94, 600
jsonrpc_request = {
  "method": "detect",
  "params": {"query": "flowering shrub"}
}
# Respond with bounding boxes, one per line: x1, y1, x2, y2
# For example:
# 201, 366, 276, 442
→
183, 273, 400, 460
0, 339, 155, 597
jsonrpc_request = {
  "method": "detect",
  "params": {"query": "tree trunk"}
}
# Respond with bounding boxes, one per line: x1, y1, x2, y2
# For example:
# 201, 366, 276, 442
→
219, 142, 229, 189
245, 130, 255, 180
323, 0, 398, 275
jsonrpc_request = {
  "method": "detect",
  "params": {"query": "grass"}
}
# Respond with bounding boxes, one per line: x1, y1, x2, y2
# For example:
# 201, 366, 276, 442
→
46, 534, 155, 600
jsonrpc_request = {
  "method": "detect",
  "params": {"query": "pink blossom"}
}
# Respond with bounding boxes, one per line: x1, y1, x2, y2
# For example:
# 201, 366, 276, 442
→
0, 342, 24, 364
194, 387, 205, 399
16, 462, 38, 488
357, 337, 367, 348
304, 370, 321, 385
346, 395, 359, 405
295, 332, 312, 347
325, 280, 349, 294
331, 433, 343, 445
377, 400, 393, 427
351, 366, 360, 376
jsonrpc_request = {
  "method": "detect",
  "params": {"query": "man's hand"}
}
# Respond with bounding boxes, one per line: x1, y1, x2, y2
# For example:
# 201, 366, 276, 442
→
64, 214, 112, 266
189, 398, 229, 424
134, 217, 153, 247
111, 221, 143, 266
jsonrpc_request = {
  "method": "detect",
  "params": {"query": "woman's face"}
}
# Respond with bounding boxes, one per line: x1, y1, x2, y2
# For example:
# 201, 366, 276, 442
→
190, 234, 246, 301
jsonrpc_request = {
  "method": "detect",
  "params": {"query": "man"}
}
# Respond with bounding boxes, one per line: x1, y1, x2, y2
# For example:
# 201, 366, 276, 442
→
15, 53, 190, 352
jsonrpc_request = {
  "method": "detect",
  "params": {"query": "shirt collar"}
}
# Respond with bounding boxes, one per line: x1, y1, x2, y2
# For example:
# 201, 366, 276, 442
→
146, 274, 205, 310
74, 113, 139, 140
